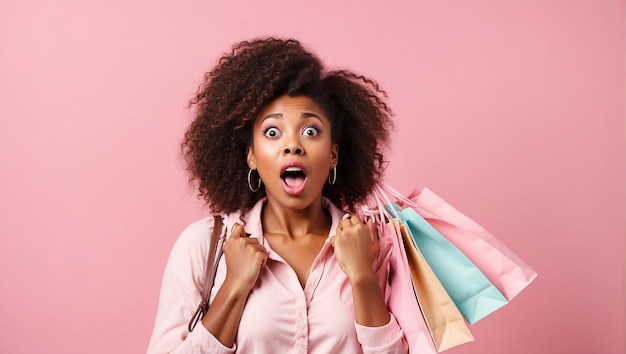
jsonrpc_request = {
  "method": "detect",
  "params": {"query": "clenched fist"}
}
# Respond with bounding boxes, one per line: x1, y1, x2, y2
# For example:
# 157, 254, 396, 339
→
222, 223, 269, 293
331, 215, 379, 282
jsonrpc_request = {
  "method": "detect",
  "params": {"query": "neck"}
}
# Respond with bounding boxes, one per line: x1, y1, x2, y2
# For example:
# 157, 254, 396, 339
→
261, 197, 331, 239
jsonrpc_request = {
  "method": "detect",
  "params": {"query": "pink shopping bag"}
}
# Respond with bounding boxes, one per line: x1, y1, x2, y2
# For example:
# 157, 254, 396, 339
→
379, 218, 438, 354
378, 183, 537, 301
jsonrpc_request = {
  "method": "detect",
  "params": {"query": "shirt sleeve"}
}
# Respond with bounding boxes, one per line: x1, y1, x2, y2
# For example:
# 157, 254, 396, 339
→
354, 232, 409, 354
146, 217, 235, 354
355, 313, 408, 354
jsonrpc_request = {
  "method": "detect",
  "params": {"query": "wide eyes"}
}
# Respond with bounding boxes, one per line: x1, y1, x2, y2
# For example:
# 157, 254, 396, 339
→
302, 126, 320, 137
262, 125, 321, 138
263, 127, 280, 138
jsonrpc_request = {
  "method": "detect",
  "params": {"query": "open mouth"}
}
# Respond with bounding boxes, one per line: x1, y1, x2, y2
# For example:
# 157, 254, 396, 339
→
281, 167, 307, 188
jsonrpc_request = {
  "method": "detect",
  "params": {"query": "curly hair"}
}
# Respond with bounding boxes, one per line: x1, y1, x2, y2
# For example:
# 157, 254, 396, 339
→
182, 37, 394, 214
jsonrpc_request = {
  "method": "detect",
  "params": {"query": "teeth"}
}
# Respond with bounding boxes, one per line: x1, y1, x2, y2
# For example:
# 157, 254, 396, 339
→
285, 167, 302, 172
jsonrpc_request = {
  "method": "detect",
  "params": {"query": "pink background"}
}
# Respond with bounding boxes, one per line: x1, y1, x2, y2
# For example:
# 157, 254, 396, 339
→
0, 0, 623, 353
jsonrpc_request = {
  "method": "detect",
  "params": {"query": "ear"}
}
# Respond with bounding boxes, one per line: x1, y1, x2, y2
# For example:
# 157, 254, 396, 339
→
330, 144, 339, 167
247, 146, 257, 170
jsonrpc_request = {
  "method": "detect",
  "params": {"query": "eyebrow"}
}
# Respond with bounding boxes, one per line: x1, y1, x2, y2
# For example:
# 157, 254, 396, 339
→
261, 112, 326, 124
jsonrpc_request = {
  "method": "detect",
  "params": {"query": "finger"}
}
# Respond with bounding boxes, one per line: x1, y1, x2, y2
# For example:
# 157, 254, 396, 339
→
350, 214, 363, 225
367, 219, 378, 241
250, 243, 267, 253
232, 223, 246, 238
251, 245, 269, 266
240, 236, 260, 244
340, 219, 352, 229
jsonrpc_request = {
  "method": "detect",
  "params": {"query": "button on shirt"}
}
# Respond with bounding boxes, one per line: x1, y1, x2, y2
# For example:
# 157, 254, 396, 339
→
147, 198, 407, 354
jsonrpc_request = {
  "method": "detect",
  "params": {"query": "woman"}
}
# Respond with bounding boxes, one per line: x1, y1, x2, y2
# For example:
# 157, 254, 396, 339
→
147, 38, 409, 353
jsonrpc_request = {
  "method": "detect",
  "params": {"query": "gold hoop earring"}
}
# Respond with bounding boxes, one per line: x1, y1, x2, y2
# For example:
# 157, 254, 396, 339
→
328, 165, 337, 185
248, 168, 262, 192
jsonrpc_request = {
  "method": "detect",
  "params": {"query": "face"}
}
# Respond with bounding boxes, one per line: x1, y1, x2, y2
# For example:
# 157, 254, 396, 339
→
247, 95, 338, 211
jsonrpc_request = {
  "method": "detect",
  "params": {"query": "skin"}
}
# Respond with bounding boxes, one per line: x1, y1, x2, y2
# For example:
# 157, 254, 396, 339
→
202, 95, 390, 348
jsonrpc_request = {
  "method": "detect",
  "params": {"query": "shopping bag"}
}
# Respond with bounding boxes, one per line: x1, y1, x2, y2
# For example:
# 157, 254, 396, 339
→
373, 185, 508, 324
379, 219, 438, 354
379, 182, 537, 301
412, 187, 537, 300
397, 206, 508, 324
391, 218, 474, 352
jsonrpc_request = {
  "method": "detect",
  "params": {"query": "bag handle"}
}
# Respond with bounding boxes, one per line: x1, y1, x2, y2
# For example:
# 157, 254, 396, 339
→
377, 182, 419, 209
372, 184, 401, 220
188, 215, 224, 332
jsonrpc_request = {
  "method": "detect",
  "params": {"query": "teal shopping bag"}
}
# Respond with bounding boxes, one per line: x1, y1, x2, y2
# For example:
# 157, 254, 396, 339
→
396, 206, 509, 324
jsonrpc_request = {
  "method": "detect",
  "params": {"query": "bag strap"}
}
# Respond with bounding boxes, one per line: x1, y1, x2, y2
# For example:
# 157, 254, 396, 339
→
188, 215, 224, 332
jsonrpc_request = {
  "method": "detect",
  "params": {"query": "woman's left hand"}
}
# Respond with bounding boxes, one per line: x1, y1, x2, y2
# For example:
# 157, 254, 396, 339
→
331, 214, 379, 281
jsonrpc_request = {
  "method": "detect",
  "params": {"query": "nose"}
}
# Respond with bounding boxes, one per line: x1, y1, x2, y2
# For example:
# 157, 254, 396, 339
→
283, 130, 304, 155
283, 145, 303, 155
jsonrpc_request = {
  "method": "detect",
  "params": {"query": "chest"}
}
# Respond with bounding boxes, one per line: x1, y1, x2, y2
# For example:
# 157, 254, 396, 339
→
264, 234, 327, 288
236, 250, 361, 353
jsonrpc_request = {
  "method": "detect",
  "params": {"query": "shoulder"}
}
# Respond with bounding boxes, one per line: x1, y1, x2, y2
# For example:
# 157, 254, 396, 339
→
169, 216, 222, 264
177, 216, 215, 244
161, 216, 226, 287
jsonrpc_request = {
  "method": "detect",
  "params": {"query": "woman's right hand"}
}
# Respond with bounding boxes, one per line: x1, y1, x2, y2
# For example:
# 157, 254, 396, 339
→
222, 223, 268, 293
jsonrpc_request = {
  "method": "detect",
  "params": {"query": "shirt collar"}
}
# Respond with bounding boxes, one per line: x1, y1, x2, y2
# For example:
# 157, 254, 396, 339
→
221, 197, 347, 242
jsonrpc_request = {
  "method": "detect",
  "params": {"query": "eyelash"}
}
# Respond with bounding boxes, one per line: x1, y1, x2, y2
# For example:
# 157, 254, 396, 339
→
262, 126, 280, 138
302, 124, 321, 136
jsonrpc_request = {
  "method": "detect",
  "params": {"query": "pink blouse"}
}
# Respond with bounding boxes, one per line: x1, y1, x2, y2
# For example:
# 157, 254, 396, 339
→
147, 198, 408, 354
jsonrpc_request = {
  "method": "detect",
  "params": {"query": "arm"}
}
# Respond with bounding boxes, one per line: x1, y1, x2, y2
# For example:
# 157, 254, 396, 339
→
147, 220, 267, 354
349, 264, 390, 327
201, 224, 267, 347
332, 215, 408, 354
147, 217, 232, 354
